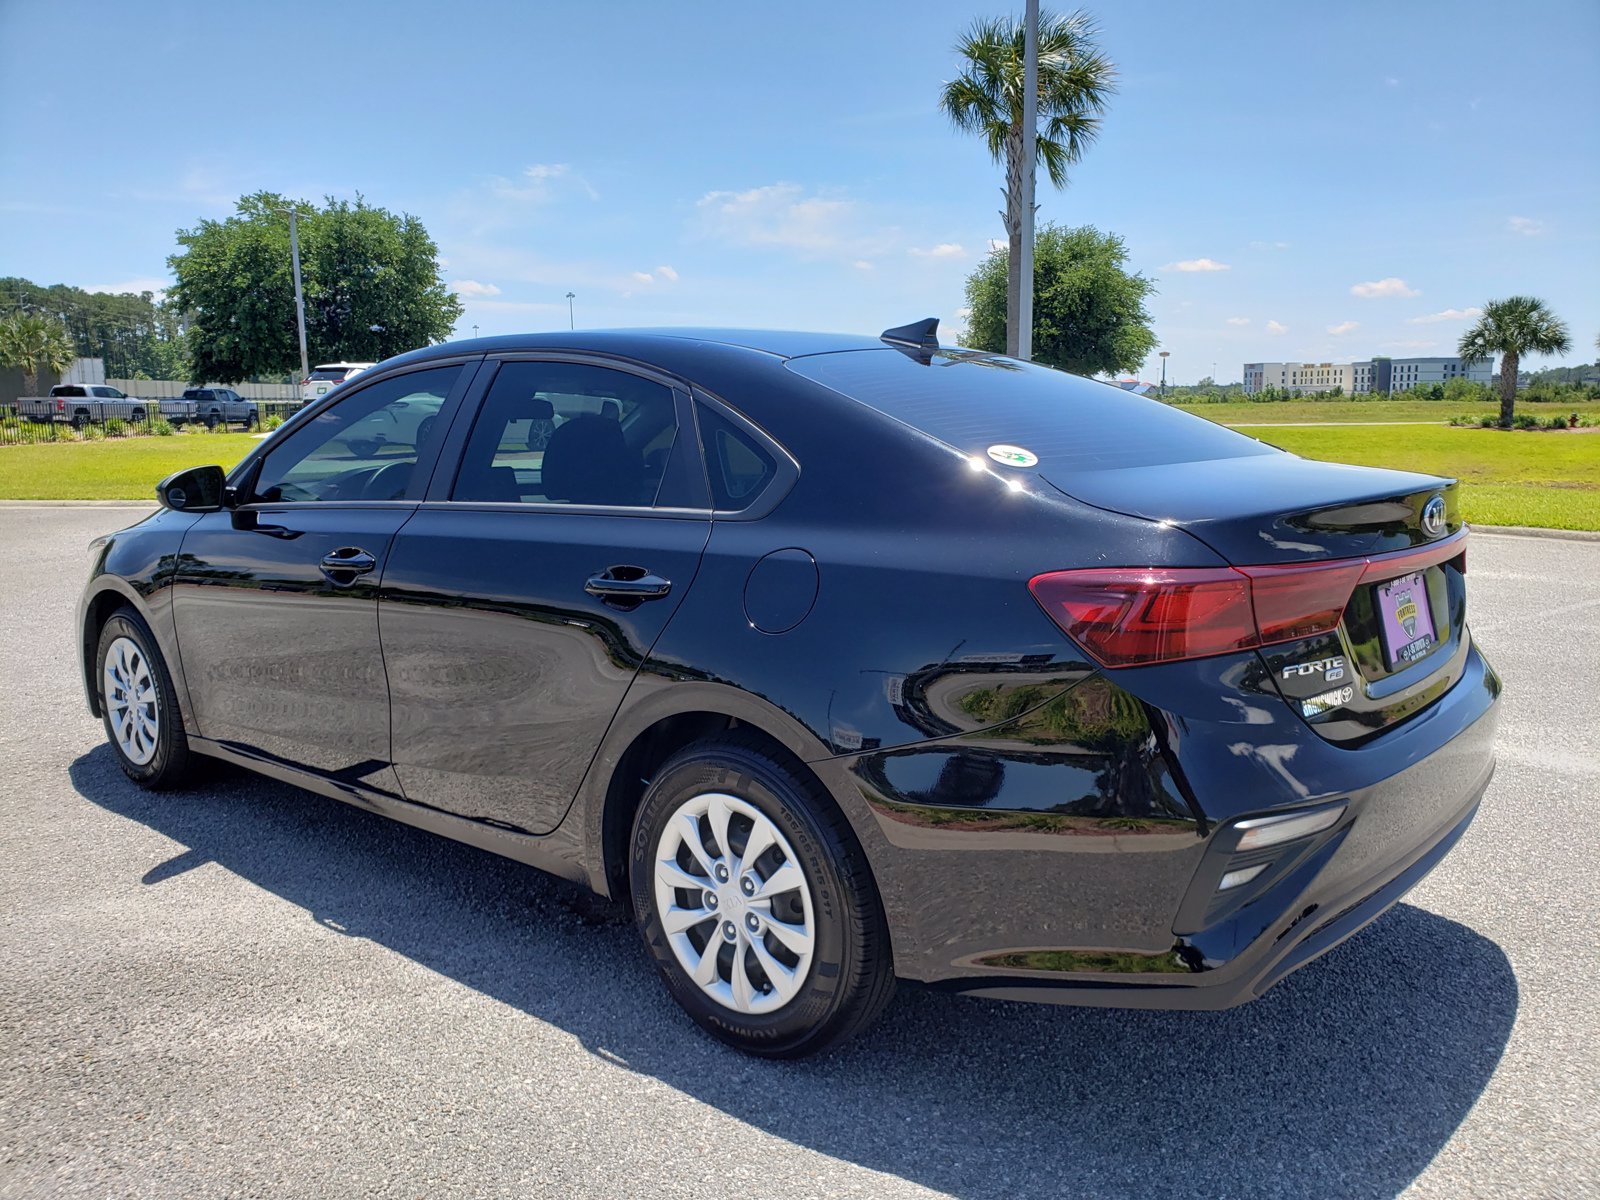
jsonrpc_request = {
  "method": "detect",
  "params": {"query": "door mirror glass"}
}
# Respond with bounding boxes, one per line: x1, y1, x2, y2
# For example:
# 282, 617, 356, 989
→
157, 465, 227, 512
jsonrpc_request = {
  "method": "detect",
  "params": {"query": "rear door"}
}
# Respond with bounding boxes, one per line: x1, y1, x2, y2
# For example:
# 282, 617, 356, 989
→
171, 362, 474, 786
379, 355, 712, 835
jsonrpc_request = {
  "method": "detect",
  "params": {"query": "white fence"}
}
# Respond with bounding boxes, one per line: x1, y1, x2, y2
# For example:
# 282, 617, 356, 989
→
108, 379, 302, 400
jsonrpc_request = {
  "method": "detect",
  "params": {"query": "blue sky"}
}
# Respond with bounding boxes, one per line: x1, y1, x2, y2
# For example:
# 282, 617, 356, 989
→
2, 0, 1596, 383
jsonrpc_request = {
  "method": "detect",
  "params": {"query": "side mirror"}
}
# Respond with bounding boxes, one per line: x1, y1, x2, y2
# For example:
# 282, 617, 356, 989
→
156, 465, 227, 512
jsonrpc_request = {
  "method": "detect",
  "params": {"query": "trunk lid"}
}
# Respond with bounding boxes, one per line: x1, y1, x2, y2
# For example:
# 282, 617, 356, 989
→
1042, 453, 1469, 744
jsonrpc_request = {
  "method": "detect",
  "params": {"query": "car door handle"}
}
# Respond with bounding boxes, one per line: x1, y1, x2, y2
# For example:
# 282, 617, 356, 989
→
584, 566, 672, 601
320, 547, 377, 583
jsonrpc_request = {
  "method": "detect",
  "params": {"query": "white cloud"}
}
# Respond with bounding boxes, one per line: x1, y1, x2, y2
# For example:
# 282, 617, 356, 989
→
1327, 320, 1360, 335
1507, 215, 1544, 236
655, 264, 679, 282
450, 279, 501, 297
695, 182, 890, 258
1249, 240, 1290, 251
631, 271, 654, 284
1266, 320, 1288, 335
852, 260, 875, 272
1409, 306, 1482, 324
1166, 257, 1231, 272
486, 162, 599, 204
1350, 277, 1420, 299
909, 242, 966, 258
1385, 76, 1401, 87
1226, 316, 1251, 327
84, 277, 168, 296
436, 256, 451, 270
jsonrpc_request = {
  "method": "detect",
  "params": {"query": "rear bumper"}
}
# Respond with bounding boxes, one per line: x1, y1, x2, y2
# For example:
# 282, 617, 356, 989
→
931, 761, 1489, 1009
838, 636, 1500, 1006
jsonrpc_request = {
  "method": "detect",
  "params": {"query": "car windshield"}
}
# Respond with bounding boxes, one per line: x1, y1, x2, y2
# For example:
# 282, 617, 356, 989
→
786, 347, 1275, 473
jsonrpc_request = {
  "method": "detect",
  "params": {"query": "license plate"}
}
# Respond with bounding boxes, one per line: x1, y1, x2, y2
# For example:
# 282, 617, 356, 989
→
1375, 570, 1437, 667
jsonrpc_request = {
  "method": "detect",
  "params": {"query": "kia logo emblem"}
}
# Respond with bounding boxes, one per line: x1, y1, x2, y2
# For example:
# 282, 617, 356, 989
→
1422, 495, 1446, 538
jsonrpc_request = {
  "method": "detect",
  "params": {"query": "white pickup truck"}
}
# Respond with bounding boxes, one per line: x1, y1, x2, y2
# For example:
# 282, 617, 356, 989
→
17, 384, 153, 427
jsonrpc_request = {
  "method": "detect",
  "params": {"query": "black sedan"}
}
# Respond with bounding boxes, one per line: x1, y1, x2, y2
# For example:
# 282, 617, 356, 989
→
79, 321, 1500, 1056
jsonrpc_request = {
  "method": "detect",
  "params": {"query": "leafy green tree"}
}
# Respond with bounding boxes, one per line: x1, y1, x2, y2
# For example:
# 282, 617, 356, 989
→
0, 277, 189, 380
0, 311, 78, 394
168, 192, 462, 383
1457, 296, 1572, 426
941, 9, 1116, 357
963, 223, 1156, 375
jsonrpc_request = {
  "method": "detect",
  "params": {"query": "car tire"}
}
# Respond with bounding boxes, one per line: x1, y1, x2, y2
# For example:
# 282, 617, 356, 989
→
131, 409, 146, 423
629, 734, 895, 1057
94, 607, 195, 789
203, 414, 219, 430
71, 412, 88, 430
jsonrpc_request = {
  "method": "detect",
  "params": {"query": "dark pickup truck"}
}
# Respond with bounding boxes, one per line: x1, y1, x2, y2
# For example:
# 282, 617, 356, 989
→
158, 387, 260, 428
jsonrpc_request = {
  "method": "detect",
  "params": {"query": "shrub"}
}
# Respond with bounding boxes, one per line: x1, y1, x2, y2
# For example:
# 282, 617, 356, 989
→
1546, 414, 1572, 430
151, 417, 176, 436
1479, 414, 1499, 428
77, 423, 104, 441
103, 417, 129, 438
208, 420, 230, 434
1513, 414, 1539, 430
262, 413, 284, 431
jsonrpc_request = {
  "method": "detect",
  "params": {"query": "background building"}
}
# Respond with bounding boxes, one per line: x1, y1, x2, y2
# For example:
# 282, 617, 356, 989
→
1242, 362, 1353, 395
1243, 355, 1494, 395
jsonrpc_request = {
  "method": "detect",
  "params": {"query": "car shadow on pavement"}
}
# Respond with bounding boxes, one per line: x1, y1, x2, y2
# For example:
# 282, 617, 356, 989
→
71, 747, 1518, 1200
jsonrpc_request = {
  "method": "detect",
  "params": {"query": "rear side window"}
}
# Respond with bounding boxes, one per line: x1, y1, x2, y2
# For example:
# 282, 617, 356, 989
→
697, 404, 776, 511
452, 361, 679, 507
787, 348, 1275, 473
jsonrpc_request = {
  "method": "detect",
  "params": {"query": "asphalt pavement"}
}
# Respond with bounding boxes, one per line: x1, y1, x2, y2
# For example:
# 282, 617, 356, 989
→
1, 505, 1595, 1199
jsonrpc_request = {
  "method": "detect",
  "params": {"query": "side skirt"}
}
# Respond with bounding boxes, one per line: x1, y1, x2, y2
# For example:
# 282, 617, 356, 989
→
189, 736, 593, 889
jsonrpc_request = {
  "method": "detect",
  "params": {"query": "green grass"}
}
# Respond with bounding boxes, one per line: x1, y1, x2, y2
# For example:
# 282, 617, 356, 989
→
0, 433, 260, 500
1232, 424, 1600, 531
2, 414, 1595, 531
1175, 398, 1600, 425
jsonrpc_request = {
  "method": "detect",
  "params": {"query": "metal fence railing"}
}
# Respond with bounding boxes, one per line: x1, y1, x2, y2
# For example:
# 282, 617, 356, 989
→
0, 400, 306, 445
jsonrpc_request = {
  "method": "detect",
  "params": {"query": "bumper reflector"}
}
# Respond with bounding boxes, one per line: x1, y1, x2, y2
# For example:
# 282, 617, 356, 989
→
1234, 804, 1346, 852
1218, 863, 1270, 891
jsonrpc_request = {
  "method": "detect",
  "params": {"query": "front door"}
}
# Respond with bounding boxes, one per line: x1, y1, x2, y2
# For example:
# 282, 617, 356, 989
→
379, 357, 711, 835
171, 363, 470, 790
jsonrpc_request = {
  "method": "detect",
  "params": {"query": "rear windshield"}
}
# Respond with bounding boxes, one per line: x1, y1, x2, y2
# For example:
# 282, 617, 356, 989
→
308, 369, 349, 381
786, 348, 1275, 473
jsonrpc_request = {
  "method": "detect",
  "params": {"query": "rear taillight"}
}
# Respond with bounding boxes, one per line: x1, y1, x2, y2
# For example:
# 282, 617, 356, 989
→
56, 398, 65, 411
1031, 529, 1467, 668
1028, 568, 1258, 667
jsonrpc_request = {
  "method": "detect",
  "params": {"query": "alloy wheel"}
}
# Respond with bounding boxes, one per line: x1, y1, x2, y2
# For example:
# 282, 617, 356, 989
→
652, 791, 816, 1015
104, 635, 159, 765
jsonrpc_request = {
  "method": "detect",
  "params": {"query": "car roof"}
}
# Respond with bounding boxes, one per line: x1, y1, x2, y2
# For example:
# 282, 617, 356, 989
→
395, 328, 888, 366
311, 361, 377, 370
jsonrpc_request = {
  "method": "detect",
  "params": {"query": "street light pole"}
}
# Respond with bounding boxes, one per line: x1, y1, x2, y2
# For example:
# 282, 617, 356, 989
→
285, 209, 309, 384
566, 291, 576, 331
1017, 0, 1038, 362
1159, 350, 1170, 400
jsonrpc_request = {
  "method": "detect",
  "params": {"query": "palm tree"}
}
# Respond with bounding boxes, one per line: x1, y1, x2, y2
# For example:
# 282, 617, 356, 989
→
941, 9, 1116, 356
0, 311, 79, 397
1458, 296, 1572, 426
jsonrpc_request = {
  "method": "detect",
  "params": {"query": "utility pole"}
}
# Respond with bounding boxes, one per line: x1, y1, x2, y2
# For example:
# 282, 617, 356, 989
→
1159, 350, 1170, 399
566, 291, 576, 330
1017, 0, 1038, 362
273, 205, 311, 383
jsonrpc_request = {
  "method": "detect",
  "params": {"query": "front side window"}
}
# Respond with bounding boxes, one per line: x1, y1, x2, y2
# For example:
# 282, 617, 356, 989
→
452, 361, 678, 507
252, 365, 461, 503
